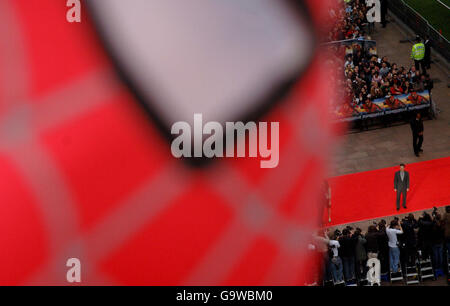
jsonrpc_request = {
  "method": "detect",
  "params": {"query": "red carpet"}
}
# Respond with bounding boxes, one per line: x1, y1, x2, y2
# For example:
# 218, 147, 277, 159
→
327, 157, 450, 226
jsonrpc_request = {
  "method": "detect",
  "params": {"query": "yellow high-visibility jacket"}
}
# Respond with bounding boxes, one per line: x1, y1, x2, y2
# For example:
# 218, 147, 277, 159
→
411, 43, 425, 61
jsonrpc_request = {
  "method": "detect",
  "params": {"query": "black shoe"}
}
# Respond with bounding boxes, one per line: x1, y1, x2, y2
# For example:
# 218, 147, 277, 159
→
397, 207, 400, 211
419, 149, 423, 153
415, 153, 420, 157
403, 206, 407, 209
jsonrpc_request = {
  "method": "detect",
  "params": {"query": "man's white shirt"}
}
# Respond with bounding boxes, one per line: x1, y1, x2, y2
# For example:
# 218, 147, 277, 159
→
386, 228, 403, 248
329, 240, 340, 257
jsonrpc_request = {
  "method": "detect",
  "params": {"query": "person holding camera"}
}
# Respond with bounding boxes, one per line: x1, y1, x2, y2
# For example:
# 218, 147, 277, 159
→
377, 220, 390, 274
366, 225, 380, 259
314, 229, 332, 283
353, 228, 367, 280
328, 232, 344, 284
339, 228, 357, 282
431, 213, 445, 272
400, 214, 418, 266
386, 220, 403, 273
418, 212, 433, 260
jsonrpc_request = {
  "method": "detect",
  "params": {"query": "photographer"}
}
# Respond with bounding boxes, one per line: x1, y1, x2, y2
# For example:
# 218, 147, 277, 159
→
418, 212, 433, 260
431, 212, 445, 272
444, 206, 450, 257
377, 220, 390, 274
401, 214, 418, 266
339, 228, 357, 282
314, 229, 332, 283
328, 231, 344, 284
366, 225, 380, 258
386, 220, 403, 273
353, 228, 367, 280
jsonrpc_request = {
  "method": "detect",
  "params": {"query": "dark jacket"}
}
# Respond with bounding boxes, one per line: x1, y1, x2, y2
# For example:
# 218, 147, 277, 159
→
355, 235, 367, 261
424, 40, 431, 58
380, 0, 388, 14
365, 231, 385, 253
338, 235, 357, 258
424, 79, 434, 92
377, 227, 389, 253
430, 221, 445, 245
444, 212, 450, 238
401, 219, 418, 248
418, 218, 433, 248
394, 171, 410, 191
410, 118, 424, 135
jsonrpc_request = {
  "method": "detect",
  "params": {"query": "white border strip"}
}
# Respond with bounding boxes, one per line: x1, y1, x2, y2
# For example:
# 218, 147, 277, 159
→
436, 0, 450, 10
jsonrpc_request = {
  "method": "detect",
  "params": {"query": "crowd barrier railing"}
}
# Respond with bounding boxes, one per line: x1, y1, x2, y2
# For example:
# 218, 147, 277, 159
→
335, 90, 431, 122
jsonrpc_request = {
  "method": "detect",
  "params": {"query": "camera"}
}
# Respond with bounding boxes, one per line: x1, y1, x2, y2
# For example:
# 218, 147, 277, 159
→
432, 207, 438, 218
334, 229, 342, 238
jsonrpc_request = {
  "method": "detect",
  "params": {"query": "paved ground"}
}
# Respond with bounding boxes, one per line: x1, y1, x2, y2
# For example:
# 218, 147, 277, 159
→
332, 15, 450, 177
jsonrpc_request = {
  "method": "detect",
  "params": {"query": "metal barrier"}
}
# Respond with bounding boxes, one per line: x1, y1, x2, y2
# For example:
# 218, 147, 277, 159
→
388, 0, 450, 62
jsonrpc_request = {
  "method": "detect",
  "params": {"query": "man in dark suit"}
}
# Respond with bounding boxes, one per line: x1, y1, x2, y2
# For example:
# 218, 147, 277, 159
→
410, 112, 424, 157
394, 164, 410, 210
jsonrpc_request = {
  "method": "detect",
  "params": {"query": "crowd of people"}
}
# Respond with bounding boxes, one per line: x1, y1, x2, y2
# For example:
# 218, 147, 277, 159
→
314, 207, 450, 285
326, 1, 434, 120
327, 0, 372, 42
339, 47, 434, 117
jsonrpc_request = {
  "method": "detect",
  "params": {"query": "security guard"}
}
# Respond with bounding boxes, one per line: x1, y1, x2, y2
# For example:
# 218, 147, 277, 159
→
411, 36, 426, 73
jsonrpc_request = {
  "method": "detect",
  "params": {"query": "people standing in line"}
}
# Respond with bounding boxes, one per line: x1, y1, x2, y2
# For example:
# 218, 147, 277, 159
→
424, 35, 431, 70
386, 220, 403, 273
322, 207, 450, 284
394, 164, 410, 210
410, 112, 424, 157
411, 36, 426, 74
